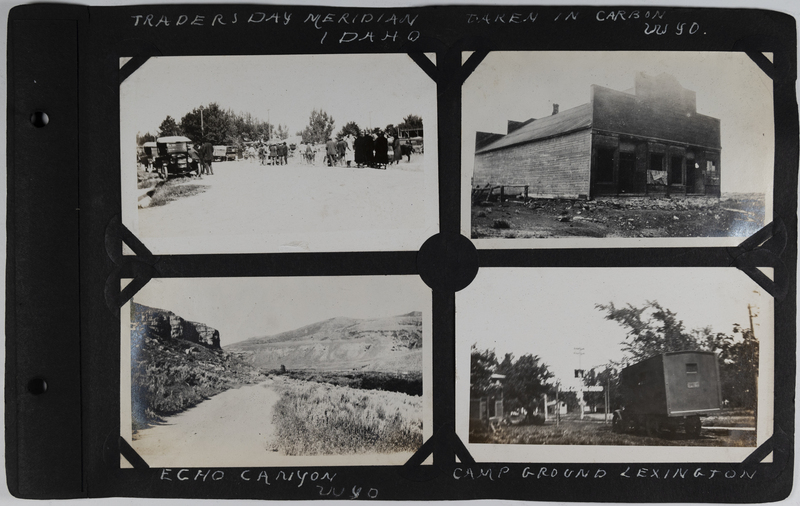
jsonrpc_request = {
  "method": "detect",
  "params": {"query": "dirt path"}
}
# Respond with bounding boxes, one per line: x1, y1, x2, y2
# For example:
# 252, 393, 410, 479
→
131, 379, 282, 468
137, 156, 431, 254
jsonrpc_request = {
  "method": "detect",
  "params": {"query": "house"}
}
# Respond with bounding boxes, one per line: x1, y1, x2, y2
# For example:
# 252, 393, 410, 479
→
469, 373, 506, 423
473, 72, 721, 199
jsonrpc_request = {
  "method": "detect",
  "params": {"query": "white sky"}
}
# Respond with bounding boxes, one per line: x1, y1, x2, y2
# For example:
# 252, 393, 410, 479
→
130, 276, 429, 346
123, 53, 434, 138
457, 267, 773, 390
462, 51, 775, 194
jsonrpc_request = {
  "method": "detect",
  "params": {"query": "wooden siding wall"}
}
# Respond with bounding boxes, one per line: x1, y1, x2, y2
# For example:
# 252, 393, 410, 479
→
473, 129, 592, 199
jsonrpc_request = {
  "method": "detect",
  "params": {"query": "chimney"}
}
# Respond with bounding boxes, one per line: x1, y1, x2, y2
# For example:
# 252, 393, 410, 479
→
552, 104, 559, 115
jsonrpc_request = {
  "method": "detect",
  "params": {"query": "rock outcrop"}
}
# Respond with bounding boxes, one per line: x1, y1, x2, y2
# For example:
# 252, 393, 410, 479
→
132, 302, 220, 349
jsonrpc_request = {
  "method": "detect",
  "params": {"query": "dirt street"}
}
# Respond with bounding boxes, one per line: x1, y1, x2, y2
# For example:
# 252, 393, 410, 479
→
131, 379, 281, 467
471, 193, 765, 239
137, 155, 431, 253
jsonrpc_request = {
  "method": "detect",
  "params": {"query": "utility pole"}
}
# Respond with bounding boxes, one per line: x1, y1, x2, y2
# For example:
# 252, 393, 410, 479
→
574, 348, 585, 419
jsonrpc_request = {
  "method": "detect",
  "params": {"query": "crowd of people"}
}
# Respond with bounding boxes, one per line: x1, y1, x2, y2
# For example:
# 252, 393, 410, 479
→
320, 130, 415, 169
243, 141, 290, 165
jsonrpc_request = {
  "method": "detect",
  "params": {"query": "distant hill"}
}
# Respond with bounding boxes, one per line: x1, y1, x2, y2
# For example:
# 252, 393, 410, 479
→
225, 312, 422, 373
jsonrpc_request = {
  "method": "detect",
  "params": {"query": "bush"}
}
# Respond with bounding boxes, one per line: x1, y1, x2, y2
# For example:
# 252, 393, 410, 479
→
492, 219, 511, 229
272, 379, 423, 455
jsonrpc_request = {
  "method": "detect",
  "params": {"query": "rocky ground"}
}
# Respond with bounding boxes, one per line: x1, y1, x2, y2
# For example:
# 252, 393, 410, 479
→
471, 193, 765, 239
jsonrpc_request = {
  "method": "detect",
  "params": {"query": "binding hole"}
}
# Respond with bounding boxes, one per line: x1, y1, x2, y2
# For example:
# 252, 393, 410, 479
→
30, 111, 49, 128
27, 377, 48, 395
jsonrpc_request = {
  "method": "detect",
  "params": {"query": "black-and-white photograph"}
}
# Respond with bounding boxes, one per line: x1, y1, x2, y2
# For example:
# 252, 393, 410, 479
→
455, 268, 773, 463
121, 54, 437, 255
120, 276, 431, 467
462, 52, 774, 248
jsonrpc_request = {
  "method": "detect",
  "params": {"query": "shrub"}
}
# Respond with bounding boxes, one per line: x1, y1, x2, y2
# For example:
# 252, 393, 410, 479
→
272, 379, 423, 456
492, 219, 511, 229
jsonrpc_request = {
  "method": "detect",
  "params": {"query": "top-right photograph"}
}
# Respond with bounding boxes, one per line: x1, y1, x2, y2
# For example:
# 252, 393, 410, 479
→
462, 52, 774, 248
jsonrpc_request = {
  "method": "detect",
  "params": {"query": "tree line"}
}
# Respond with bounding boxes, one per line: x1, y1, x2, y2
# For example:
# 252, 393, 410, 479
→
137, 102, 290, 148
137, 104, 423, 150
471, 300, 760, 422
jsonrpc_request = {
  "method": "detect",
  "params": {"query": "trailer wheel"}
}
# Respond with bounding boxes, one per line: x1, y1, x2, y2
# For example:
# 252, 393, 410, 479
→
686, 416, 702, 438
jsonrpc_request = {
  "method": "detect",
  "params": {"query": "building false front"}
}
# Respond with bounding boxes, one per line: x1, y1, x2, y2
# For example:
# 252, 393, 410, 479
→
473, 73, 721, 199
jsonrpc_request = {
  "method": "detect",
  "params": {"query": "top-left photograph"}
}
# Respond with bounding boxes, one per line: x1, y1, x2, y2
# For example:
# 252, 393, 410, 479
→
120, 54, 438, 255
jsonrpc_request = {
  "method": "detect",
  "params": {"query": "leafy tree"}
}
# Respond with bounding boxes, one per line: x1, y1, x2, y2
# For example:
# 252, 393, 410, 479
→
400, 114, 423, 128
595, 301, 701, 362
136, 132, 156, 146
299, 109, 335, 145
274, 123, 289, 140
489, 351, 553, 416
157, 116, 181, 137
337, 121, 361, 140
180, 102, 231, 145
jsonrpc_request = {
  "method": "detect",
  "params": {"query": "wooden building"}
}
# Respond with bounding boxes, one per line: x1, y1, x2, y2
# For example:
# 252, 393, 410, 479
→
473, 73, 721, 199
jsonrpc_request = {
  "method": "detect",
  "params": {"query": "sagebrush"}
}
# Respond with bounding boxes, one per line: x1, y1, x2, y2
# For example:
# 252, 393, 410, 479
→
272, 378, 423, 455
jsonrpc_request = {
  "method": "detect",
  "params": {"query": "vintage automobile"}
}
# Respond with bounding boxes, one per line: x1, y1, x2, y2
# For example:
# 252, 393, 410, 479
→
612, 351, 722, 437
225, 145, 237, 161
155, 136, 200, 178
213, 145, 227, 162
137, 141, 157, 171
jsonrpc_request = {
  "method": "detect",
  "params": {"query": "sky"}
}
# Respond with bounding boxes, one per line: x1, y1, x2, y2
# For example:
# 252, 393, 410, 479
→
462, 51, 775, 194
457, 267, 773, 390
122, 53, 435, 139
130, 275, 430, 346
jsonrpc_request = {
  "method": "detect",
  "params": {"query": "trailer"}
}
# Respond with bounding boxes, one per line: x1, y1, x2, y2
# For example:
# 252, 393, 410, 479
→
612, 351, 722, 437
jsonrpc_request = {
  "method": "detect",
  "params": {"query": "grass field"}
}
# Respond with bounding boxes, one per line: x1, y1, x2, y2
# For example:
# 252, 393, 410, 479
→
470, 412, 756, 447
272, 377, 423, 455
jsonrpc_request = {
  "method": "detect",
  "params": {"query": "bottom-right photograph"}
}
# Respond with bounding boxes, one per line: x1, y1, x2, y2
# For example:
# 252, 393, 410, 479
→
455, 267, 774, 463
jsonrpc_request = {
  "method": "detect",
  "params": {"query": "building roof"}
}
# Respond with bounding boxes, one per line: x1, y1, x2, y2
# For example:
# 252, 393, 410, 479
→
475, 103, 593, 154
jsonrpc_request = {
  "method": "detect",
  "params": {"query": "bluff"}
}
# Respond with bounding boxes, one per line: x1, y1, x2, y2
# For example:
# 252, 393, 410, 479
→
131, 302, 220, 349
225, 311, 422, 372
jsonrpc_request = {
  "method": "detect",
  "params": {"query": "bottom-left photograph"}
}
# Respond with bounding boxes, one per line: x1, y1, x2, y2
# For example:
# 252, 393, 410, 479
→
120, 275, 431, 468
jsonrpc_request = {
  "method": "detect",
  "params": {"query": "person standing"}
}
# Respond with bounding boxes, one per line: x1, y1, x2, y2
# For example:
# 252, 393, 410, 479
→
201, 141, 214, 175
363, 132, 375, 168
325, 137, 338, 167
344, 134, 355, 167
392, 134, 402, 165
354, 131, 366, 167
374, 130, 389, 168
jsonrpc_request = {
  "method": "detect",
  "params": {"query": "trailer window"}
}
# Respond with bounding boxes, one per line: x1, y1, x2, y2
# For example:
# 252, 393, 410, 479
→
686, 363, 698, 375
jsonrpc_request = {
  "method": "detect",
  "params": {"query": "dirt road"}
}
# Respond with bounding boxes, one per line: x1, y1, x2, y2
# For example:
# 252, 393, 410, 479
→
137, 155, 433, 254
131, 379, 282, 468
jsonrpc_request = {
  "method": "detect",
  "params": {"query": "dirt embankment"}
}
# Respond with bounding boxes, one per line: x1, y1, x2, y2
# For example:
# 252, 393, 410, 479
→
472, 194, 765, 239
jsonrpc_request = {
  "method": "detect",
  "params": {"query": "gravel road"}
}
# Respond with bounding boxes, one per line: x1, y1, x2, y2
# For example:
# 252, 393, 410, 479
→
131, 379, 281, 468
136, 156, 432, 254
